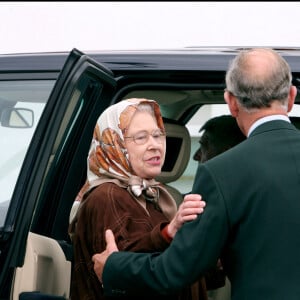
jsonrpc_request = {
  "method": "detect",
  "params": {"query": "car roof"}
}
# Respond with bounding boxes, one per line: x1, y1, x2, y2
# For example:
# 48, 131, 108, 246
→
1, 47, 300, 72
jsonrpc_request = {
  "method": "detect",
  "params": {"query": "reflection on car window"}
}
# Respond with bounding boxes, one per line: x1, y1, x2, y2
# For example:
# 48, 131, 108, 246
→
0, 80, 55, 227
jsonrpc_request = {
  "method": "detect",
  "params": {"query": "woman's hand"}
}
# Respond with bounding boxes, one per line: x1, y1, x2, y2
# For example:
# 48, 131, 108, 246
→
167, 194, 205, 238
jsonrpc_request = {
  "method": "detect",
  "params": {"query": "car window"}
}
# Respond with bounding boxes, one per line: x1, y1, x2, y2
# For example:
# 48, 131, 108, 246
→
0, 80, 55, 227
171, 102, 300, 194
169, 104, 230, 194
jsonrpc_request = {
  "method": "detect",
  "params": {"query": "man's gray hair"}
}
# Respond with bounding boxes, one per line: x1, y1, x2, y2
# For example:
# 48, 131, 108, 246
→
225, 48, 292, 110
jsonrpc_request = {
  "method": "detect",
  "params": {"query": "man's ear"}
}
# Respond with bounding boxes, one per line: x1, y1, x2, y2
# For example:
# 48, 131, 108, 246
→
287, 85, 297, 112
224, 91, 239, 117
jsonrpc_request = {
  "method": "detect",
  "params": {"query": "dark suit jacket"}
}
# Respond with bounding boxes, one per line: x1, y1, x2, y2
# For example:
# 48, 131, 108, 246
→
102, 120, 300, 300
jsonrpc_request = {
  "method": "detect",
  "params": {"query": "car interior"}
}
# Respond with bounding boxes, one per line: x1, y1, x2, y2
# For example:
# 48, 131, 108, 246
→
6, 82, 300, 299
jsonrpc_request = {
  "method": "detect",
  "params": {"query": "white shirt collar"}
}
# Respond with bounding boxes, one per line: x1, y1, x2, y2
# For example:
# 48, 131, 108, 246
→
247, 115, 290, 137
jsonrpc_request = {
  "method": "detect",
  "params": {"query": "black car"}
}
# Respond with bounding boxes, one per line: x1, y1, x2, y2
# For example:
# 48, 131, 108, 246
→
1, 47, 300, 300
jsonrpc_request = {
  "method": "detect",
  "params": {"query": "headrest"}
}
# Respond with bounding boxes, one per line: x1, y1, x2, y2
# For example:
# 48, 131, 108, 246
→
156, 123, 191, 184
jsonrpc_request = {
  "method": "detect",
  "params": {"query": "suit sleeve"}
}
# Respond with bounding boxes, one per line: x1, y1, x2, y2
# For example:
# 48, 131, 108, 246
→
102, 164, 229, 297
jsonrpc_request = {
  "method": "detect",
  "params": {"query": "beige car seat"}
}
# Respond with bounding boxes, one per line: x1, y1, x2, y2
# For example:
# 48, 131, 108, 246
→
156, 122, 191, 206
11, 232, 71, 300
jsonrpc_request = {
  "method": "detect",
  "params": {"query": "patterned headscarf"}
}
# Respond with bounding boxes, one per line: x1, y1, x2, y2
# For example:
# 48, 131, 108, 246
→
73, 98, 177, 220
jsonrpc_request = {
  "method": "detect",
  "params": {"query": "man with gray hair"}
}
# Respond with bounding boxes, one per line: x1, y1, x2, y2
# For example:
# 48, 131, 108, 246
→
92, 48, 300, 300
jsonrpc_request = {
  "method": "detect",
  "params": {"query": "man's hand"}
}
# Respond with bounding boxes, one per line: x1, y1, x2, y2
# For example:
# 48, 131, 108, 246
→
92, 229, 119, 283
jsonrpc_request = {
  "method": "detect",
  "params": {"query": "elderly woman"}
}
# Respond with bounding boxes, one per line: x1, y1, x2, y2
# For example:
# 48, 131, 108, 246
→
69, 98, 206, 300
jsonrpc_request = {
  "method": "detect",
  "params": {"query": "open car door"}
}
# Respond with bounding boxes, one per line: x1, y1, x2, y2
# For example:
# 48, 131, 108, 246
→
0, 49, 116, 299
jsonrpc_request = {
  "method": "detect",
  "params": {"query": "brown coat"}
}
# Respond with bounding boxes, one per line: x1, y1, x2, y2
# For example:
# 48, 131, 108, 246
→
70, 182, 207, 300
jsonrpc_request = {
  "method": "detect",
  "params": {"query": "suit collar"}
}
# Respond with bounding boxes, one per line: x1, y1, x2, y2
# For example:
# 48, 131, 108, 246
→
249, 119, 295, 137
248, 115, 290, 137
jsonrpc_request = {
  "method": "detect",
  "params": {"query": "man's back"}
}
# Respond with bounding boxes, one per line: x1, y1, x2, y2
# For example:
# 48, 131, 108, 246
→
195, 120, 300, 299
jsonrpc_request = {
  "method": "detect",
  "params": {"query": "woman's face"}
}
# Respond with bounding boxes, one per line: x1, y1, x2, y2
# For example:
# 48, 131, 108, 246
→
124, 111, 166, 179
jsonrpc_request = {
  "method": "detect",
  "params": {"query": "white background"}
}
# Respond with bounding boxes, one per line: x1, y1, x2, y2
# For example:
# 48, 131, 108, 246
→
0, 1, 300, 54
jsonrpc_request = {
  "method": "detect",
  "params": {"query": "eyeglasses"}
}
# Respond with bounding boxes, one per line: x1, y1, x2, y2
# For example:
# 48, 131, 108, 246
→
124, 129, 166, 145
